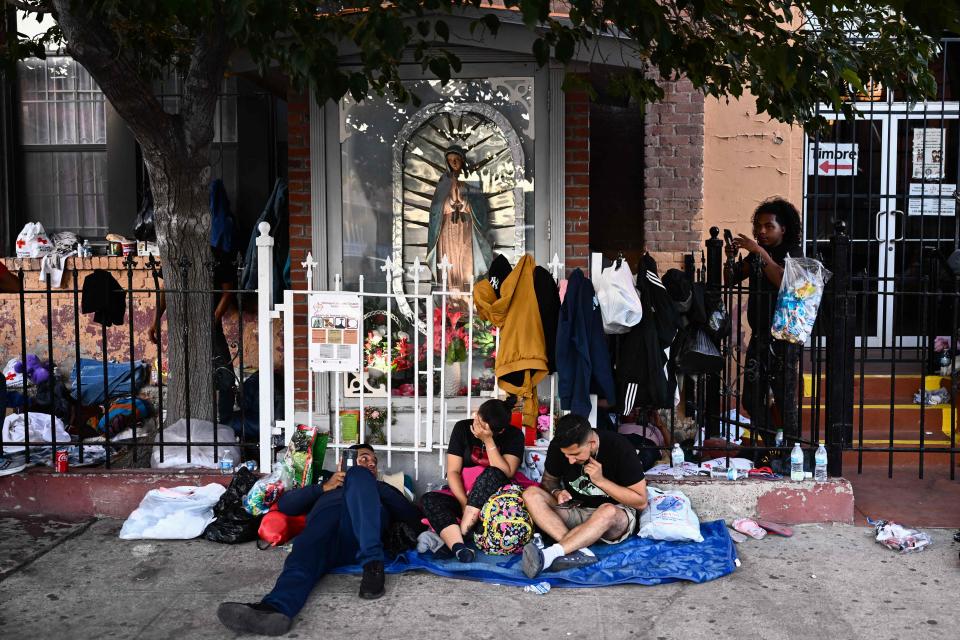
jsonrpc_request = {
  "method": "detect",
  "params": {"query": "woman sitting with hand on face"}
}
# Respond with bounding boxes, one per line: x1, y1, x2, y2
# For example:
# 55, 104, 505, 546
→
420, 397, 525, 562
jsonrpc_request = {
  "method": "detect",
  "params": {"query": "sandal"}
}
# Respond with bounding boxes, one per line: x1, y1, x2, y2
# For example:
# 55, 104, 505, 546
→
754, 519, 793, 537
732, 518, 767, 540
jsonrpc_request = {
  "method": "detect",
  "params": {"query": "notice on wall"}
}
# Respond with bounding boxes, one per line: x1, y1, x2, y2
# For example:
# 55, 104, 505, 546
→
807, 142, 858, 176
308, 292, 362, 372
912, 128, 945, 180
908, 183, 957, 216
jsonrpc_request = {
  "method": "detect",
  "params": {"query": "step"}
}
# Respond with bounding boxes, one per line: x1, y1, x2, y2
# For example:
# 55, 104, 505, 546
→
800, 404, 959, 439
803, 374, 949, 404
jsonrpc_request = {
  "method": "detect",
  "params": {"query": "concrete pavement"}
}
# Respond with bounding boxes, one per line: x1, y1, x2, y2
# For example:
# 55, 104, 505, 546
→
0, 516, 957, 639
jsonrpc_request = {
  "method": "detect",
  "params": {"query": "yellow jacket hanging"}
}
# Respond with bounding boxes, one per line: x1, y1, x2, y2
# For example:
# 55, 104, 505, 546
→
474, 254, 548, 426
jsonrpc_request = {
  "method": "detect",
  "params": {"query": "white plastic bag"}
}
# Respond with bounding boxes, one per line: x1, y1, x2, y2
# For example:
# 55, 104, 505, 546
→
638, 487, 704, 543
770, 257, 832, 344
595, 261, 643, 334
150, 419, 239, 469
2, 413, 70, 453
119, 484, 226, 540
15, 222, 53, 259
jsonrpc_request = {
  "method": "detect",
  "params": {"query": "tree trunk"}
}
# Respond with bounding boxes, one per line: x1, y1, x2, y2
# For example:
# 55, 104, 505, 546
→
147, 153, 216, 424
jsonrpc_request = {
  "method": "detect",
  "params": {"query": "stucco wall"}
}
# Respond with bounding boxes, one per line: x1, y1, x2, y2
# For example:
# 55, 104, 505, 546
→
702, 95, 804, 240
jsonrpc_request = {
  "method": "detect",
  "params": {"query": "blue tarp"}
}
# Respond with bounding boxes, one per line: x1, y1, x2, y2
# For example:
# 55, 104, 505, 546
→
70, 359, 148, 406
333, 519, 738, 588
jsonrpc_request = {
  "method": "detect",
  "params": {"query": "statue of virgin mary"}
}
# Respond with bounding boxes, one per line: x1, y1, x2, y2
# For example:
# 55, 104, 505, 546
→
426, 145, 494, 290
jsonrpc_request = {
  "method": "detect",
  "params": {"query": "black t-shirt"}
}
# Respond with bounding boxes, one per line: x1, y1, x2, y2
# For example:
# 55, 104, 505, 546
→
447, 419, 525, 468
746, 243, 802, 333
544, 430, 646, 508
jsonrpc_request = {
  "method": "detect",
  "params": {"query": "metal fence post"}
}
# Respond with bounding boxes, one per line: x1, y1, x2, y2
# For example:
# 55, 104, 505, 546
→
825, 221, 854, 476
704, 227, 723, 437
256, 222, 275, 471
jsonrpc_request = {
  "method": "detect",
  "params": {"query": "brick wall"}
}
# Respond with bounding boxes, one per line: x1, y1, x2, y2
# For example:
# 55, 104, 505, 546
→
286, 91, 313, 411
564, 87, 590, 276
643, 78, 705, 272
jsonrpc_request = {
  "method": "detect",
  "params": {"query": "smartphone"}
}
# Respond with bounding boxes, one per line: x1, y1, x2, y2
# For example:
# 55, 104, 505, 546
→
555, 500, 583, 510
723, 229, 734, 248
341, 449, 357, 470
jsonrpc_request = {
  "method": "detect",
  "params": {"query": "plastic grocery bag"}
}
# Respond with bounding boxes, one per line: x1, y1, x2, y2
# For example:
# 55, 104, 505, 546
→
150, 419, 240, 470
280, 425, 328, 489
595, 261, 643, 334
770, 257, 832, 345
638, 487, 704, 543
15, 222, 53, 258
2, 413, 70, 453
244, 462, 287, 516
119, 484, 226, 540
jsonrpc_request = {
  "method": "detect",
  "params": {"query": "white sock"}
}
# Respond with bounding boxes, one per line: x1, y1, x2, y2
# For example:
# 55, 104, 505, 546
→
541, 543, 565, 570
579, 547, 595, 557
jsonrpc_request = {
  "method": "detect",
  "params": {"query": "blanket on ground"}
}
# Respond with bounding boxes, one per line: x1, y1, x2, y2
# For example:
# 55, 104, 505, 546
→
332, 519, 737, 588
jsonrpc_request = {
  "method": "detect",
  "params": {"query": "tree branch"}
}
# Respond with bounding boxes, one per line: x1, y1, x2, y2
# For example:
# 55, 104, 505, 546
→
179, 11, 229, 157
4, 0, 52, 12
47, 0, 177, 158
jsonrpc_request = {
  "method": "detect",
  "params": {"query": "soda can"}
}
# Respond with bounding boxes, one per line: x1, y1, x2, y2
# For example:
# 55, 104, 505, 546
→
55, 449, 69, 473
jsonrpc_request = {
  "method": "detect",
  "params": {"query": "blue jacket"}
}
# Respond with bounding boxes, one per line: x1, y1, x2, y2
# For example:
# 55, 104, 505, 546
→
209, 178, 235, 254
556, 269, 616, 417
240, 179, 290, 304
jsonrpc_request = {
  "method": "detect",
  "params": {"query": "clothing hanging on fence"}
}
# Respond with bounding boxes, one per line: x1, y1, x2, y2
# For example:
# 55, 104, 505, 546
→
533, 266, 561, 373
474, 254, 548, 427
81, 269, 126, 326
614, 255, 679, 413
240, 178, 290, 304
209, 178, 235, 254
556, 268, 616, 417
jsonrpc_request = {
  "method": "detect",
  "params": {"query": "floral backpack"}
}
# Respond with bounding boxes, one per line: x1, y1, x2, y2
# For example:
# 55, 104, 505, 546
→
473, 484, 533, 555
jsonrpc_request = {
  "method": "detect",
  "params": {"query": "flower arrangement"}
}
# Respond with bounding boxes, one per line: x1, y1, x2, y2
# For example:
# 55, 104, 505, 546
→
536, 403, 552, 436
364, 325, 414, 375
365, 407, 394, 445
428, 307, 470, 364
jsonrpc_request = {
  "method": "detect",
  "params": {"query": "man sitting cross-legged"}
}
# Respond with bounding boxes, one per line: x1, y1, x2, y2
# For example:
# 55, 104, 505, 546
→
217, 443, 422, 636
522, 413, 648, 578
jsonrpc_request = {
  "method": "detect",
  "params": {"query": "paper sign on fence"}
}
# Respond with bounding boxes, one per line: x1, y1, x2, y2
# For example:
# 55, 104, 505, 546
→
308, 292, 362, 372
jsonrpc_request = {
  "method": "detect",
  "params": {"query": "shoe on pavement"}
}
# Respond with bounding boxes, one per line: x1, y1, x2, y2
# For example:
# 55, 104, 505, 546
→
522, 541, 545, 579
550, 550, 600, 572
359, 560, 385, 599
216, 601, 291, 637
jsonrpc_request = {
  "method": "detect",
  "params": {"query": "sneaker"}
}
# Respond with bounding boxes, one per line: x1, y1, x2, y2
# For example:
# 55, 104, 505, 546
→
550, 550, 600, 572
216, 602, 291, 637
521, 541, 545, 579
359, 560, 385, 599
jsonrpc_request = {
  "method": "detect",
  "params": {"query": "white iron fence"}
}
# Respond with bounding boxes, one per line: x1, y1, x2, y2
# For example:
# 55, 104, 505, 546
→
255, 222, 565, 477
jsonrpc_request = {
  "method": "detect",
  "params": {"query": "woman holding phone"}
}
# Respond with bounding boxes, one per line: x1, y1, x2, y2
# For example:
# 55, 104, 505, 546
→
420, 396, 525, 562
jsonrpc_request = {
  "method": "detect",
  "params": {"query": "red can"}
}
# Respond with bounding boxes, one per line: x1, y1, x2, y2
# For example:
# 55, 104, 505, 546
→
55, 450, 69, 473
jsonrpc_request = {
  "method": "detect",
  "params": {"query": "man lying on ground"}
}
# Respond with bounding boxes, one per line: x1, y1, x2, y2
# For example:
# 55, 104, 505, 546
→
522, 413, 648, 578
217, 443, 423, 636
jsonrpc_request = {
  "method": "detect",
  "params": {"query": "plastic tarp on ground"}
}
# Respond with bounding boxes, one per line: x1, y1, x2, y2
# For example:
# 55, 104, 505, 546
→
70, 359, 148, 405
333, 519, 737, 588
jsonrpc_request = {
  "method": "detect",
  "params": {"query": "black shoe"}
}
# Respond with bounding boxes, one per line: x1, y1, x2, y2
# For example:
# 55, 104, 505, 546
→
455, 546, 476, 563
359, 560, 385, 599
216, 601, 291, 637
521, 541, 545, 579
551, 550, 600, 572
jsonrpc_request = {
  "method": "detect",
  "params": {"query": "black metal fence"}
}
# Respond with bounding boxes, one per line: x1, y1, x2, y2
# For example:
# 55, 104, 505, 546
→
0, 255, 264, 470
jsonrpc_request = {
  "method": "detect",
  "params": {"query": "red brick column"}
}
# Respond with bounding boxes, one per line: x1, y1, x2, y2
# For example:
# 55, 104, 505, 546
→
643, 78, 705, 271
287, 91, 312, 410
564, 87, 590, 276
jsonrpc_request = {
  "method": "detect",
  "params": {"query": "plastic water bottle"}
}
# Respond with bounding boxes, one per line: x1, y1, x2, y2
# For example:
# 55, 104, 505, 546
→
774, 429, 785, 449
671, 443, 685, 479
790, 443, 804, 482
219, 449, 235, 475
814, 442, 828, 483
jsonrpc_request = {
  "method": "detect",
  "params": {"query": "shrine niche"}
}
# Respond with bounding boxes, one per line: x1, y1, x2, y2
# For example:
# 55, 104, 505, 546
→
391, 102, 526, 302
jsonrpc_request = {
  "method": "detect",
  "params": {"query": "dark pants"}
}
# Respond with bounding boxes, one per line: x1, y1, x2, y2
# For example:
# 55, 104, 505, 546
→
742, 337, 800, 442
212, 319, 234, 425
262, 467, 387, 617
420, 466, 508, 533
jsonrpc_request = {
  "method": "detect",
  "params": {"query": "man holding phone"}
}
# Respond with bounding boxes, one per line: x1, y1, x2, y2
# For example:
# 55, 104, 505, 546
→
217, 444, 423, 636
521, 414, 648, 578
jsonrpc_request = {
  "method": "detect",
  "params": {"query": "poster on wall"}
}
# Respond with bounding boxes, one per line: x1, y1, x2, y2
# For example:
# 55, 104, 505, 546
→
912, 128, 945, 180
907, 183, 957, 216
308, 292, 362, 372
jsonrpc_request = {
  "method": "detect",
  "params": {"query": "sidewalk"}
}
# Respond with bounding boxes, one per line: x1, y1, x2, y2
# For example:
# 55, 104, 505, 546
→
1, 516, 957, 639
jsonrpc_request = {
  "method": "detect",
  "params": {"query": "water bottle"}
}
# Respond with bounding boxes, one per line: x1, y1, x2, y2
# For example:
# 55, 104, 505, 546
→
790, 443, 804, 482
774, 429, 785, 449
814, 442, 828, 483
219, 449, 235, 475
671, 443, 685, 479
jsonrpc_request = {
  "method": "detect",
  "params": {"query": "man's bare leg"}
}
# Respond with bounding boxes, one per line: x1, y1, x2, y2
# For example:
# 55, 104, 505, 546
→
556, 503, 628, 554
522, 486, 570, 541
